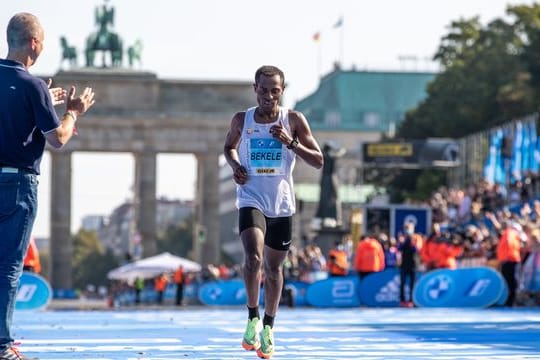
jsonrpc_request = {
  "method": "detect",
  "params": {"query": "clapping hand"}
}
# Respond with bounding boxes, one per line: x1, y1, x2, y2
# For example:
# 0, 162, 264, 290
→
47, 78, 67, 106
66, 86, 96, 116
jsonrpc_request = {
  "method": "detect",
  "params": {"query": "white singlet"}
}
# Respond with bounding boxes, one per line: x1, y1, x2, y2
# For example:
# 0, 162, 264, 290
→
236, 106, 296, 217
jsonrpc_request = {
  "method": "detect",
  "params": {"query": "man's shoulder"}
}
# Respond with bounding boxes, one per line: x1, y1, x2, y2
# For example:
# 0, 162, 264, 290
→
287, 109, 304, 119
231, 111, 247, 126
233, 110, 247, 118
7, 70, 46, 93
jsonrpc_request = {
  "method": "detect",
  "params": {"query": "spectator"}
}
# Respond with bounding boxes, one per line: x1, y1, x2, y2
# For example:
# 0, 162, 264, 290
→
154, 273, 168, 305
134, 277, 144, 305
282, 246, 300, 281
354, 235, 385, 281
422, 223, 442, 271
433, 232, 463, 269
397, 224, 418, 308
497, 221, 521, 307
174, 265, 185, 306
381, 235, 398, 269
23, 236, 41, 273
327, 241, 349, 276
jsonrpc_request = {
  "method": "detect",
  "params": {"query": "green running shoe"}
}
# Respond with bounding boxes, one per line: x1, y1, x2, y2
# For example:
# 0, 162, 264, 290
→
256, 325, 274, 359
241, 317, 261, 351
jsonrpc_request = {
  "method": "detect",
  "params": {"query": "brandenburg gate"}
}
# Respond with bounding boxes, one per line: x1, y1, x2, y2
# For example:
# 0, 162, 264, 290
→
49, 69, 252, 288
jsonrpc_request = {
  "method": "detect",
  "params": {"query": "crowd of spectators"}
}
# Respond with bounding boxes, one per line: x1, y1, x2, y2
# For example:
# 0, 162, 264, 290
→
277, 176, 540, 306
113, 176, 540, 307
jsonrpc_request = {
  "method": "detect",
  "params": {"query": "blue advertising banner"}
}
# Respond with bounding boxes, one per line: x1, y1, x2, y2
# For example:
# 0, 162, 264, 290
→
394, 207, 429, 236
306, 276, 360, 307
198, 279, 308, 306
495, 280, 509, 307
16, 272, 52, 310
413, 267, 505, 308
359, 269, 421, 307
198, 279, 249, 306
285, 281, 309, 307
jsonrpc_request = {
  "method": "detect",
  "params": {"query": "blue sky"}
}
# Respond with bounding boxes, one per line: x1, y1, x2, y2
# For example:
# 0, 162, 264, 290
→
1, 0, 534, 237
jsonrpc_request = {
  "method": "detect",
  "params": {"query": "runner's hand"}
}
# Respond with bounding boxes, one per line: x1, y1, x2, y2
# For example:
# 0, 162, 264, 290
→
233, 165, 248, 185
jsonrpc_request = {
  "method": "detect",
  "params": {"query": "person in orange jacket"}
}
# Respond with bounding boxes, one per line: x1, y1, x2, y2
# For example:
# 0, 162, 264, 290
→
421, 223, 441, 271
327, 241, 349, 276
174, 265, 185, 306
354, 235, 385, 281
154, 273, 168, 305
433, 233, 463, 270
497, 221, 522, 306
23, 236, 41, 274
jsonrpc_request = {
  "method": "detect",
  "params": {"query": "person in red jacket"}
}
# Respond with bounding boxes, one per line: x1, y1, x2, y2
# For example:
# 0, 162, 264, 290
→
154, 273, 168, 305
23, 236, 41, 274
433, 233, 463, 270
173, 265, 185, 306
497, 221, 522, 306
354, 235, 385, 281
421, 223, 441, 271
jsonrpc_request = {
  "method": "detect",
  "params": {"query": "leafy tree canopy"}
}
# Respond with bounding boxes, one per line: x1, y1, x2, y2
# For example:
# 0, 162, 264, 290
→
398, 4, 540, 139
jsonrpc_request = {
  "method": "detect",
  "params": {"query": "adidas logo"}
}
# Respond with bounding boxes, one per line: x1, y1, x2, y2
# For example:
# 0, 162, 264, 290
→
375, 275, 409, 302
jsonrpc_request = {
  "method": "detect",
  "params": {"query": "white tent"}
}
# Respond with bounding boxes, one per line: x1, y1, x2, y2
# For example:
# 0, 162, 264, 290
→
107, 252, 201, 283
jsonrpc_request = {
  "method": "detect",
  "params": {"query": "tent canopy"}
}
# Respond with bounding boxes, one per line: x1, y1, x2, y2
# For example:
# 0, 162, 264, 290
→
107, 252, 201, 283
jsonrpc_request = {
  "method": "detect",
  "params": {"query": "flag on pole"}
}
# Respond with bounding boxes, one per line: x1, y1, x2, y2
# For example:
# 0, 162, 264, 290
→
333, 16, 343, 28
312, 32, 321, 42
511, 121, 523, 182
529, 120, 538, 174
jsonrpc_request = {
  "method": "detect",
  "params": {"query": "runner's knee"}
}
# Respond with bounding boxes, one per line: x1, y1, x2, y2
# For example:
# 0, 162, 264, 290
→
244, 253, 263, 272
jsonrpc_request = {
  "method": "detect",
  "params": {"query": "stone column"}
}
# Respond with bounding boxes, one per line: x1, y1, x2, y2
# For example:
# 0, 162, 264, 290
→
49, 151, 72, 289
134, 151, 157, 258
195, 152, 220, 265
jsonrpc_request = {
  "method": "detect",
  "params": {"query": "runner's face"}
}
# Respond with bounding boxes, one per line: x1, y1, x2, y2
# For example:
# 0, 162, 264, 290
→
254, 74, 283, 114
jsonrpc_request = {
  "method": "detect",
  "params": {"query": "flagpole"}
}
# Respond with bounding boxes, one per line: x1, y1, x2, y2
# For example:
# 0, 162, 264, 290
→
333, 16, 344, 68
313, 32, 322, 78
318, 39, 322, 78
339, 19, 344, 67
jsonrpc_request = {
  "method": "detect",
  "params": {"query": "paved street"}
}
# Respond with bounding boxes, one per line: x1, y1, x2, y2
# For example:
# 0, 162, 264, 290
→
13, 307, 540, 359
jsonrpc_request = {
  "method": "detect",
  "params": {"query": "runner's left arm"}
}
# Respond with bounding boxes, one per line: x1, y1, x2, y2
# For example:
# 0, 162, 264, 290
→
289, 111, 323, 169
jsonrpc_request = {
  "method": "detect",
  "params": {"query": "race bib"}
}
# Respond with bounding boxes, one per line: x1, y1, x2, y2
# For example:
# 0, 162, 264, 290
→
248, 138, 285, 176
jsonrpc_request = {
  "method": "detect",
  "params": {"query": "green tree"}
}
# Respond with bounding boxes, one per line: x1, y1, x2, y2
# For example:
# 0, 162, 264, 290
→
72, 229, 119, 289
391, 5, 540, 199
398, 6, 540, 140
157, 216, 194, 258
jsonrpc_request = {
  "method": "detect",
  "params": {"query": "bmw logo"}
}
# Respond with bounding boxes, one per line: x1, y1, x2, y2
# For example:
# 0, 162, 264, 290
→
425, 274, 452, 300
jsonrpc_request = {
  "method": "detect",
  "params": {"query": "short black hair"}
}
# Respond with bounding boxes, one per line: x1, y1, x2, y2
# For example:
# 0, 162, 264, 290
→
255, 65, 285, 87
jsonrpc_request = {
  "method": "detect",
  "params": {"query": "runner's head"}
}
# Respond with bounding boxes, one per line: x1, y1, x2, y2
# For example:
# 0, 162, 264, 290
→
254, 65, 285, 114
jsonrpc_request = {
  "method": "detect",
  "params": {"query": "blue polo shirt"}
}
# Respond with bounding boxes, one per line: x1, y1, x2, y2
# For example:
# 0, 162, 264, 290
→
0, 58, 61, 174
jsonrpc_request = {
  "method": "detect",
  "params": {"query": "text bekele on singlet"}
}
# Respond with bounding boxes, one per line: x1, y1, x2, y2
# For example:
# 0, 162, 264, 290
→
236, 107, 296, 217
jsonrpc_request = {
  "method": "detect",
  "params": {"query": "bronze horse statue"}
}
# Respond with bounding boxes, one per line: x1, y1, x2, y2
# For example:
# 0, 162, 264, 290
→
85, 2, 123, 67
85, 31, 123, 67
60, 36, 77, 68
127, 39, 143, 68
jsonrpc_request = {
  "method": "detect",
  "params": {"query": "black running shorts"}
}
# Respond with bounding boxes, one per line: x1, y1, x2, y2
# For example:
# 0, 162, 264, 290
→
238, 207, 292, 251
